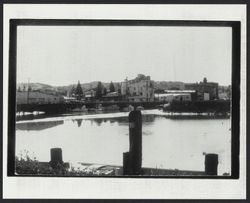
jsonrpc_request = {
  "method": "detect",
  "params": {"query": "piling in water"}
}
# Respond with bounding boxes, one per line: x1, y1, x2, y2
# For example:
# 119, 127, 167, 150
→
50, 148, 63, 169
123, 110, 142, 175
205, 153, 218, 175
123, 152, 132, 175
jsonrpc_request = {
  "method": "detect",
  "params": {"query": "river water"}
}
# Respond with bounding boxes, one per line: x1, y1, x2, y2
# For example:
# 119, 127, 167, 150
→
16, 109, 231, 175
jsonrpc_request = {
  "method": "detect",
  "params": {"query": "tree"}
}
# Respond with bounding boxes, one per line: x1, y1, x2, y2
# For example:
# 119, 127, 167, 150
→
75, 81, 84, 100
109, 81, 115, 92
96, 82, 103, 99
103, 87, 107, 95
17, 86, 21, 92
70, 85, 75, 96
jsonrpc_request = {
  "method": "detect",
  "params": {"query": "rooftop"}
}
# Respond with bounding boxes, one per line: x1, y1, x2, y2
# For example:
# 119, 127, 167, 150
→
164, 90, 196, 93
156, 93, 192, 97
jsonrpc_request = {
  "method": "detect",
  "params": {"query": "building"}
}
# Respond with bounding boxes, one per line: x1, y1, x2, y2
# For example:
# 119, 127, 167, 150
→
155, 93, 192, 103
184, 78, 219, 100
84, 90, 96, 101
157, 90, 197, 101
102, 92, 123, 102
218, 85, 231, 100
155, 90, 194, 102
121, 74, 154, 102
16, 91, 64, 105
63, 96, 77, 103
154, 81, 185, 90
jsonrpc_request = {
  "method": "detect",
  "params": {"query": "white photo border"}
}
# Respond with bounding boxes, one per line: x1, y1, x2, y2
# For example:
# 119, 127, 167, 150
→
3, 4, 246, 199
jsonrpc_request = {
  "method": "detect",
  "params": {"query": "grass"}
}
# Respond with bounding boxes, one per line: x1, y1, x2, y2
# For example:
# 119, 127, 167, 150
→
15, 152, 116, 176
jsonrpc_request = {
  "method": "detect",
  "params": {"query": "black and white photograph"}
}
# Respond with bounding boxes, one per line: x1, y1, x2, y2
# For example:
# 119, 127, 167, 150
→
2, 4, 246, 199
10, 20, 238, 177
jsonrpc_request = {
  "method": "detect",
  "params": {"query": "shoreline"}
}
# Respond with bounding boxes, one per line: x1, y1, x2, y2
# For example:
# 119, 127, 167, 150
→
16, 109, 230, 123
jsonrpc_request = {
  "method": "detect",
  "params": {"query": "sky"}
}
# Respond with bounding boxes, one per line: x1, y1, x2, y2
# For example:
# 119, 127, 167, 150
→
16, 25, 232, 86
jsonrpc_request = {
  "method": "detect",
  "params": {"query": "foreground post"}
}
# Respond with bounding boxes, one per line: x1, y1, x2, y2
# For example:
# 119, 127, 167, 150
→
123, 152, 132, 175
205, 153, 218, 175
50, 148, 63, 169
123, 110, 142, 175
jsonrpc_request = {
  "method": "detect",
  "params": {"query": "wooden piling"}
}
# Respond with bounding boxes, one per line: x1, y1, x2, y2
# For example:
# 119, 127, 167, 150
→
123, 110, 142, 175
123, 152, 132, 175
205, 153, 218, 175
50, 148, 63, 169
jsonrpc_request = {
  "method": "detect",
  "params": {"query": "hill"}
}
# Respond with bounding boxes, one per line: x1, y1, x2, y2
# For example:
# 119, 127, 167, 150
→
17, 80, 226, 96
17, 83, 54, 91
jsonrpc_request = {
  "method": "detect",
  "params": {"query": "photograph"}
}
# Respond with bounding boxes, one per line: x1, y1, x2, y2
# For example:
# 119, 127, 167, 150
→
2, 3, 247, 200
9, 20, 237, 178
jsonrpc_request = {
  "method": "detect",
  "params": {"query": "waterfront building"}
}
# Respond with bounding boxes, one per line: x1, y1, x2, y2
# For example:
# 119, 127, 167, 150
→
121, 74, 154, 102
84, 90, 96, 101
155, 93, 192, 103
218, 92, 229, 100
63, 96, 77, 103
218, 85, 231, 100
162, 90, 197, 101
203, 92, 210, 101
184, 78, 219, 100
102, 92, 123, 102
16, 91, 64, 105
154, 81, 185, 90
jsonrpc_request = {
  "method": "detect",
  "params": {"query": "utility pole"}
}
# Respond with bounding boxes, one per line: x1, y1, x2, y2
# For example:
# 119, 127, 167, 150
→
146, 81, 148, 102
27, 78, 30, 104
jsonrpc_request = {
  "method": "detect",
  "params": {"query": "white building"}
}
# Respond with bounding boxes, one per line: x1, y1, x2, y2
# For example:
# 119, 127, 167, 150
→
121, 74, 154, 102
16, 91, 64, 105
203, 92, 210, 101
155, 93, 192, 103
218, 92, 229, 100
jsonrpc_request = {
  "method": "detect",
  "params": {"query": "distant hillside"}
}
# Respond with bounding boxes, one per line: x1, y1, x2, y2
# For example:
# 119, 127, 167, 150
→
17, 83, 54, 91
55, 81, 99, 93
57, 81, 186, 95
55, 81, 121, 94
17, 81, 227, 96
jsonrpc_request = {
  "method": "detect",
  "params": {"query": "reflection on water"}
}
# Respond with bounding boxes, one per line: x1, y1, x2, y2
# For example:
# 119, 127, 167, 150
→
15, 110, 231, 175
72, 119, 83, 127
83, 114, 156, 127
16, 120, 64, 131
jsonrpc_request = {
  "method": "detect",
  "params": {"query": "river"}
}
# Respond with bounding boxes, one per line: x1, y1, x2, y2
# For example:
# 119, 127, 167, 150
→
15, 109, 231, 175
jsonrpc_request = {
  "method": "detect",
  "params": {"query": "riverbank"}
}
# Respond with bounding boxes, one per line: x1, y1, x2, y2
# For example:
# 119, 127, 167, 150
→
16, 157, 209, 176
16, 109, 230, 122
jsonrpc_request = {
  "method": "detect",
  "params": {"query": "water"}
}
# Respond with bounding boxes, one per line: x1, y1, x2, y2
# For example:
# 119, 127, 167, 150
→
16, 110, 231, 175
